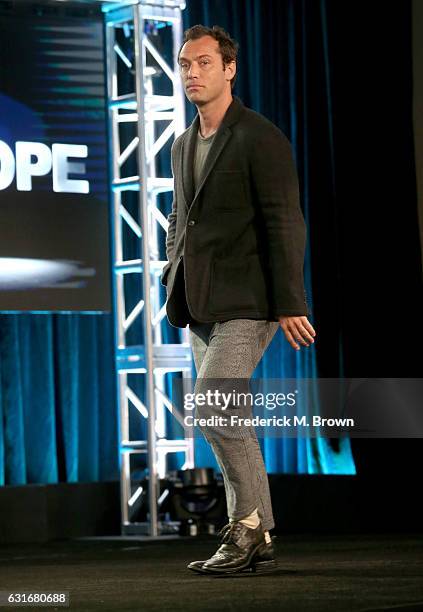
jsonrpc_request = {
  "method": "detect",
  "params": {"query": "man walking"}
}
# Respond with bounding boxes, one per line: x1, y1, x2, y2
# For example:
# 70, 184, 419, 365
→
161, 24, 316, 574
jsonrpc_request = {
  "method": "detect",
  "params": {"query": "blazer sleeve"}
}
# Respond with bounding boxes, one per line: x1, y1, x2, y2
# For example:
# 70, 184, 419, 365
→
249, 123, 310, 317
160, 140, 179, 286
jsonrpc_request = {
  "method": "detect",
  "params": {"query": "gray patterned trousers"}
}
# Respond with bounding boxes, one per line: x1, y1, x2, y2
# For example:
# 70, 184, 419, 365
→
189, 319, 280, 531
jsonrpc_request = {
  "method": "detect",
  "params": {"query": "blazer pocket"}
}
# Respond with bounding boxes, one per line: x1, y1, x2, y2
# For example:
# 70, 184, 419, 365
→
209, 254, 267, 313
211, 171, 247, 210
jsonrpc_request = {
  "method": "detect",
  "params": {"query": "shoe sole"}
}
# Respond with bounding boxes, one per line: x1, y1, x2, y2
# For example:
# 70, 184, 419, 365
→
188, 559, 278, 575
188, 558, 278, 575
206, 559, 278, 575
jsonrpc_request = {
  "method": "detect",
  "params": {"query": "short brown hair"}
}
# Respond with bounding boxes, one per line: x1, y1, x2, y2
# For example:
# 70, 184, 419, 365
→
178, 24, 239, 90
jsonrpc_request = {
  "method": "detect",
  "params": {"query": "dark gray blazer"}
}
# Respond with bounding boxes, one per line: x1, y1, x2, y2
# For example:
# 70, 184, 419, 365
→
161, 95, 310, 327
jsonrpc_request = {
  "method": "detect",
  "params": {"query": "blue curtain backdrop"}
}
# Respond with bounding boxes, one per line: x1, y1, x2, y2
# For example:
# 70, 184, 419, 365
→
1, 0, 420, 485
0, 313, 117, 485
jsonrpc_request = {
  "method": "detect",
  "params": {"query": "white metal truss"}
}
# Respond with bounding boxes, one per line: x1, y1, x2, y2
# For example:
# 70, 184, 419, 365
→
103, 0, 193, 536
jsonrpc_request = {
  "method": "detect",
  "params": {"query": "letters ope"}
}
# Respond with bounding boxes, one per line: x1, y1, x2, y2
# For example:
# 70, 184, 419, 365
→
0, 141, 89, 193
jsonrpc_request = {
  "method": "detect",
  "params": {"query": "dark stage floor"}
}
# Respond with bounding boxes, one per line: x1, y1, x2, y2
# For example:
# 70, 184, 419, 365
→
0, 533, 422, 611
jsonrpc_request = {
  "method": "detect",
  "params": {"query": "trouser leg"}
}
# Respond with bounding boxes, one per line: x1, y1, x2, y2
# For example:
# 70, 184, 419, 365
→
189, 319, 279, 531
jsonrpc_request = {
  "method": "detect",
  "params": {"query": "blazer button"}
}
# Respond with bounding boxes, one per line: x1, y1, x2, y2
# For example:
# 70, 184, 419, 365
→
188, 220, 196, 226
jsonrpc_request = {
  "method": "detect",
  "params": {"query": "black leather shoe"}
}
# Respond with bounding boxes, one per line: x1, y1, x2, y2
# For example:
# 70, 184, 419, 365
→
187, 536, 278, 574
199, 521, 268, 574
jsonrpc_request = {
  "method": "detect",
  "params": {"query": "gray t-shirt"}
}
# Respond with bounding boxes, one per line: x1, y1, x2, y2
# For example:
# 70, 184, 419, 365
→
193, 129, 216, 192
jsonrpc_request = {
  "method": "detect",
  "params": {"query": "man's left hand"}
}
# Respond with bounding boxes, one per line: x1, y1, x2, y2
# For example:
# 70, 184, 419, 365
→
278, 316, 316, 351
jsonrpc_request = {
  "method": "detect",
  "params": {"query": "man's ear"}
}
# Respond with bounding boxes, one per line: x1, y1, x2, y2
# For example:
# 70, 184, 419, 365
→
225, 60, 236, 82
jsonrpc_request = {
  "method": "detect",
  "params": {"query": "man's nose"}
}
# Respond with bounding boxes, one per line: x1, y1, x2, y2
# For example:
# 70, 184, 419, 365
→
187, 62, 199, 78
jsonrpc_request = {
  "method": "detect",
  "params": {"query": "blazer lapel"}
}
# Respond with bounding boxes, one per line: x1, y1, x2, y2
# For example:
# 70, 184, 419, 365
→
180, 96, 244, 212
181, 114, 199, 208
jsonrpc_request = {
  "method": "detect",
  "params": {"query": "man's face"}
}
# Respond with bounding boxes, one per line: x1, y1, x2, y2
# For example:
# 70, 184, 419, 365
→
178, 35, 235, 105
